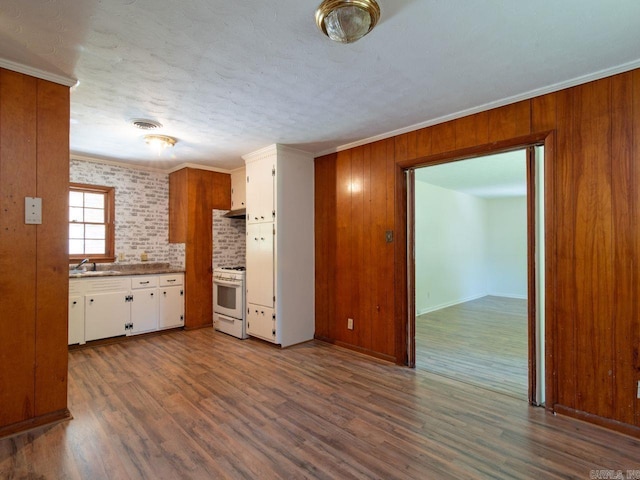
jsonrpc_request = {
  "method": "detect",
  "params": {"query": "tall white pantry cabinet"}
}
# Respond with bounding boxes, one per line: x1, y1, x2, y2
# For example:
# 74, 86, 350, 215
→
243, 144, 314, 347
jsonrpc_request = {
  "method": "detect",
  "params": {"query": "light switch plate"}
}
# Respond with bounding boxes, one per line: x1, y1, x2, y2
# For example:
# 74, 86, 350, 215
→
25, 197, 42, 224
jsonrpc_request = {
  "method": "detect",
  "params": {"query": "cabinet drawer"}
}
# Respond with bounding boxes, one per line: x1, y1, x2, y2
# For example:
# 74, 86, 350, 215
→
69, 278, 84, 296
84, 277, 131, 294
131, 276, 158, 289
159, 274, 183, 286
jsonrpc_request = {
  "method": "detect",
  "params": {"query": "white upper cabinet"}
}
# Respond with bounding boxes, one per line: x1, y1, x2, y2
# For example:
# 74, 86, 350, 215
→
245, 159, 274, 224
230, 167, 246, 210
246, 223, 274, 307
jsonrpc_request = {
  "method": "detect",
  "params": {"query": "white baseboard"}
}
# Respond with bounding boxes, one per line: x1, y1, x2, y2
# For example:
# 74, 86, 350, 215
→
416, 293, 487, 315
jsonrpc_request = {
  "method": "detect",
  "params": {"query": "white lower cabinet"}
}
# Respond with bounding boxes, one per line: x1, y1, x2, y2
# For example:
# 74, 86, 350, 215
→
130, 276, 159, 335
130, 289, 158, 334
86, 290, 129, 341
69, 273, 184, 345
246, 303, 275, 342
159, 275, 184, 329
68, 295, 85, 345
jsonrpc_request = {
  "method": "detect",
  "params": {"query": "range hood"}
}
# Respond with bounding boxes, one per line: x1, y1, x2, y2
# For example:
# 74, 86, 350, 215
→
223, 208, 246, 219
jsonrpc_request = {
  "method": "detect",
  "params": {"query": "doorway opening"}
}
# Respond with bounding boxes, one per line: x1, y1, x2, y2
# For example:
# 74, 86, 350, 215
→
408, 146, 545, 404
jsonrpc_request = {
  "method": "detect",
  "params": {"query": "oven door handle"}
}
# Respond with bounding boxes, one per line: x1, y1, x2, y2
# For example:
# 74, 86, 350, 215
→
214, 279, 242, 287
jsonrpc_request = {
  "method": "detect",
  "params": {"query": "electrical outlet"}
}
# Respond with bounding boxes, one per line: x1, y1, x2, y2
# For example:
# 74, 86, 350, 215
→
347, 318, 354, 330
637, 381, 640, 399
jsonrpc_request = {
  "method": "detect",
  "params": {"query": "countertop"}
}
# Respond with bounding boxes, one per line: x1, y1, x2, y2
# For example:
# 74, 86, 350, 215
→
69, 262, 184, 278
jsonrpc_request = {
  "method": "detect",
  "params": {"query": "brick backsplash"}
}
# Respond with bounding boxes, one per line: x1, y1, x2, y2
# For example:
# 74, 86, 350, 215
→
71, 160, 243, 271
168, 243, 186, 269
70, 159, 183, 266
212, 210, 246, 269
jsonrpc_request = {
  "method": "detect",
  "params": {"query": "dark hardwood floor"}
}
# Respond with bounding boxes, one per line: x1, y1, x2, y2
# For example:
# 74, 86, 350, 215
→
416, 295, 528, 399
1, 327, 639, 479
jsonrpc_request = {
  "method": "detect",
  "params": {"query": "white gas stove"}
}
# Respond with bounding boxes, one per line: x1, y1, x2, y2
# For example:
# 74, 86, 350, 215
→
213, 266, 247, 339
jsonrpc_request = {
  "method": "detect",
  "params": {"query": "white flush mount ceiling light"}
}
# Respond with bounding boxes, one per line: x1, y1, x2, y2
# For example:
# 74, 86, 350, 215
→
144, 134, 177, 152
315, 0, 381, 44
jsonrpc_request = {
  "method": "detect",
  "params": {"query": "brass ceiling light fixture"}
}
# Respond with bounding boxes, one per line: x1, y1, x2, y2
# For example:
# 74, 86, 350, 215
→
315, 0, 381, 44
144, 134, 177, 152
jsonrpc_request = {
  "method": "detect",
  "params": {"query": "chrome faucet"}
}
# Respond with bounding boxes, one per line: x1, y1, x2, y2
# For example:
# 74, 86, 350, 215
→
73, 258, 89, 270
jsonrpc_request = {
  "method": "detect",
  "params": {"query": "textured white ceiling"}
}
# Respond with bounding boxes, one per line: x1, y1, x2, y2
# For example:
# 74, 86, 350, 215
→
415, 150, 527, 198
2, 1, 640, 171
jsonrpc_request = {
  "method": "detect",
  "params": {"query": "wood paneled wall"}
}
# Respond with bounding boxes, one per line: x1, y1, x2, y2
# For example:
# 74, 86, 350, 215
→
315, 140, 396, 361
315, 69, 640, 435
545, 73, 640, 432
0, 69, 70, 436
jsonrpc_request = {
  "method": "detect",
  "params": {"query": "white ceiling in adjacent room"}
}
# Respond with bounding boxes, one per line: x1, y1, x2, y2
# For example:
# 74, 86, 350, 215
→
1, 1, 640, 170
415, 150, 527, 198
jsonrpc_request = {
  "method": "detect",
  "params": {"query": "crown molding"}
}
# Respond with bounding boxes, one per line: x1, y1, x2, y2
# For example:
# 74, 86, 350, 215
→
316, 57, 640, 157
165, 163, 231, 174
242, 144, 278, 165
0, 58, 77, 87
242, 143, 313, 165
70, 154, 233, 175
70, 153, 169, 173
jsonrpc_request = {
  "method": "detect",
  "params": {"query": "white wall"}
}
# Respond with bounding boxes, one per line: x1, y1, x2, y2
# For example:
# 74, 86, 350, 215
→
415, 181, 487, 314
415, 180, 527, 314
485, 197, 528, 298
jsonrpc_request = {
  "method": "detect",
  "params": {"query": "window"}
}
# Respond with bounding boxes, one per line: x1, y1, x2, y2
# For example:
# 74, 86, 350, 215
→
69, 183, 115, 262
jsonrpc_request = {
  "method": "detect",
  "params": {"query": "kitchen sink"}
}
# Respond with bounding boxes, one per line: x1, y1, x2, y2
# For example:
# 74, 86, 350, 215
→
69, 270, 121, 276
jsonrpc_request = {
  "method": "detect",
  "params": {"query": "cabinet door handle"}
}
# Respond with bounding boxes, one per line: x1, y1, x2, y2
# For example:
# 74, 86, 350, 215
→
72, 301, 77, 305
163, 291, 167, 296
260, 237, 265, 241
166, 279, 176, 283
150, 293, 154, 297
90, 299, 94, 304
260, 216, 264, 219
140, 281, 150, 285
